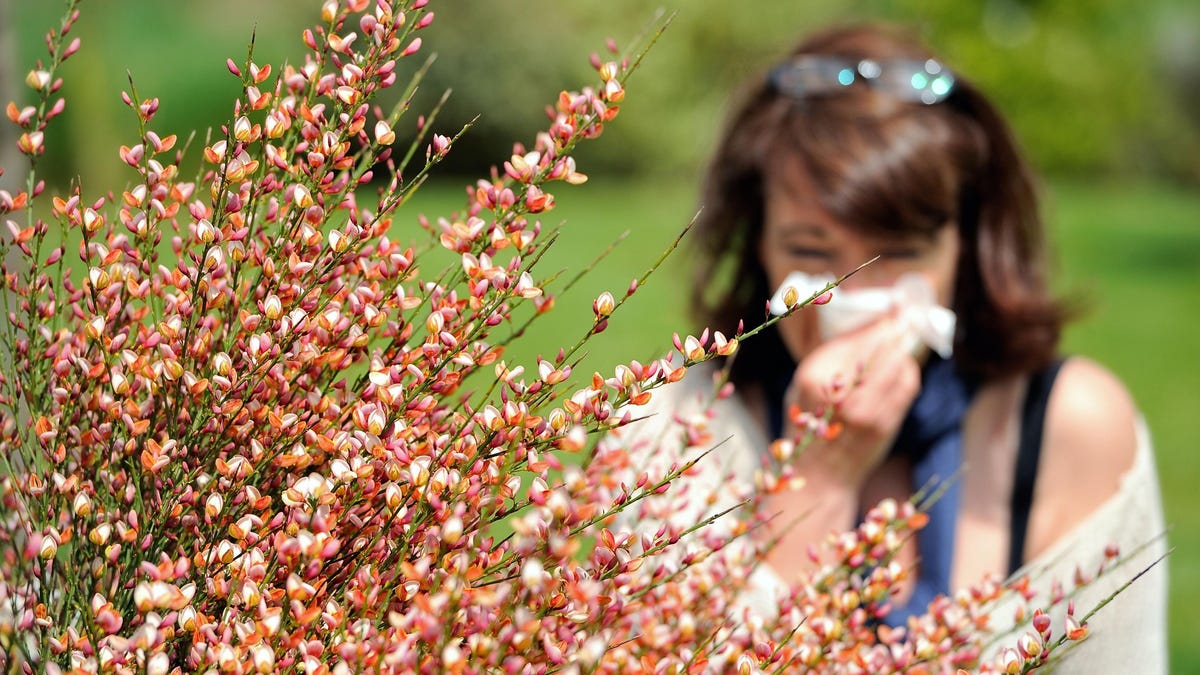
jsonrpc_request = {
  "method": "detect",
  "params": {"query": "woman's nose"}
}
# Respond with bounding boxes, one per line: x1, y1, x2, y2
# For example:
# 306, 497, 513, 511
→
836, 264, 893, 292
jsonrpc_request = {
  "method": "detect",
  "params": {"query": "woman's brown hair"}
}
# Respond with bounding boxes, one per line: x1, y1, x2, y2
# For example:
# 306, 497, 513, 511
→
692, 23, 1069, 385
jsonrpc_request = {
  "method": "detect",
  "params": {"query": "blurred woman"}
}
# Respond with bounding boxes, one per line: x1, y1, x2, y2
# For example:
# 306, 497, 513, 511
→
651, 23, 1166, 670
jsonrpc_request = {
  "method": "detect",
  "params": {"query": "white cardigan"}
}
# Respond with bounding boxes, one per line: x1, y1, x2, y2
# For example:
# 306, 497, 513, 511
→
615, 363, 1168, 672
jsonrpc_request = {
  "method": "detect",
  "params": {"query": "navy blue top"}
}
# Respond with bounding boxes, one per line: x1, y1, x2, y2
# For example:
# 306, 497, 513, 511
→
877, 355, 978, 625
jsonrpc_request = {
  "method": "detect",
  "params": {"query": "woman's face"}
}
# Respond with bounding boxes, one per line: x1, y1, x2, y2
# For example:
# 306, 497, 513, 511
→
758, 160, 961, 361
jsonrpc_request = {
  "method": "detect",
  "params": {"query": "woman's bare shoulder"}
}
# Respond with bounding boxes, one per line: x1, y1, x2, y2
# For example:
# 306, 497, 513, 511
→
1027, 357, 1141, 556
1043, 357, 1139, 477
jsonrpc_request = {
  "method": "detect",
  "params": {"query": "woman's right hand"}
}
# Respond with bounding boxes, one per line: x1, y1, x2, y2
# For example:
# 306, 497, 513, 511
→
785, 315, 922, 491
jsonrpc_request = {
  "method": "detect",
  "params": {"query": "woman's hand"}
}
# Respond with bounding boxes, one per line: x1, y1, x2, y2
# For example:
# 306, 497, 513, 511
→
762, 315, 921, 572
786, 315, 921, 491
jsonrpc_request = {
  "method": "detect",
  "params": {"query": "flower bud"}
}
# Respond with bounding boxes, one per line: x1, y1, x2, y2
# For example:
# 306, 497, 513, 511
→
179, 606, 198, 631
204, 140, 227, 164
240, 579, 261, 607
547, 408, 568, 433
1017, 631, 1043, 659
366, 407, 386, 436
212, 352, 233, 376
39, 536, 58, 560
442, 516, 463, 546
146, 653, 169, 675
401, 37, 423, 58
1032, 610, 1051, 636
82, 207, 104, 233
265, 112, 287, 140
196, 218, 217, 244
263, 294, 282, 320
341, 64, 364, 85
442, 644, 464, 669
89, 267, 111, 291
73, 492, 93, 517
1065, 614, 1089, 641
292, 184, 313, 208
521, 558, 546, 592
328, 229, 348, 253
557, 425, 586, 454
598, 62, 619, 82
233, 116, 253, 142
205, 493, 223, 518
431, 134, 450, 156
85, 316, 106, 341
592, 291, 615, 318
321, 0, 338, 24
385, 482, 403, 510
374, 120, 395, 146
17, 131, 45, 155
252, 644, 275, 673
133, 582, 152, 611
336, 85, 359, 105
90, 523, 112, 546
782, 286, 799, 309
26, 70, 51, 90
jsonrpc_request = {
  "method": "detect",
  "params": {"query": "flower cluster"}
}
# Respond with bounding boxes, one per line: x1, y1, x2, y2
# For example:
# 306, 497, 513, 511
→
0, 1, 1128, 673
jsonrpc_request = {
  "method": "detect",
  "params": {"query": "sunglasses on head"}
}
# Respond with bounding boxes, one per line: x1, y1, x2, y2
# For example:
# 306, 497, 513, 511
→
769, 56, 956, 105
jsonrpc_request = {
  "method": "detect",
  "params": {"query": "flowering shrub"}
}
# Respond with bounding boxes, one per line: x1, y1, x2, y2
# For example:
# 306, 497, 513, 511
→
0, 1, 1143, 673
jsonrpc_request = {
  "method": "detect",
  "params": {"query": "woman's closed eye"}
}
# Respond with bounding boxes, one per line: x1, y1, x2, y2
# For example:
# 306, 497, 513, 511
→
785, 245, 835, 260
879, 245, 924, 260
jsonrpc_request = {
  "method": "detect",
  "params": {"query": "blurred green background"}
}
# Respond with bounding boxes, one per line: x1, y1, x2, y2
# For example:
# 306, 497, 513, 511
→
5, 0, 1199, 669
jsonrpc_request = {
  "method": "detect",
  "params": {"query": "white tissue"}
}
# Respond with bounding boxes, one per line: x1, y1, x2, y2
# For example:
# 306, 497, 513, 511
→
768, 271, 956, 358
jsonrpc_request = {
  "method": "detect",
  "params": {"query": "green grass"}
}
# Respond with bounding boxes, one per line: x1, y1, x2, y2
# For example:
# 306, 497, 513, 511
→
408, 174, 1200, 670
1047, 179, 1200, 673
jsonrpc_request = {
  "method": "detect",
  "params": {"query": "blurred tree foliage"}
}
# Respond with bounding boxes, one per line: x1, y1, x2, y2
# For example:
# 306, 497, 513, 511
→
10, 0, 306, 192
10, 0, 1199, 187
411, 0, 1199, 181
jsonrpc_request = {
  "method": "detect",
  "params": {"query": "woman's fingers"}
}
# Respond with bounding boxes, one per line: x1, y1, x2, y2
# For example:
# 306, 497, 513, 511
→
786, 315, 922, 486
794, 314, 913, 406
837, 339, 920, 429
